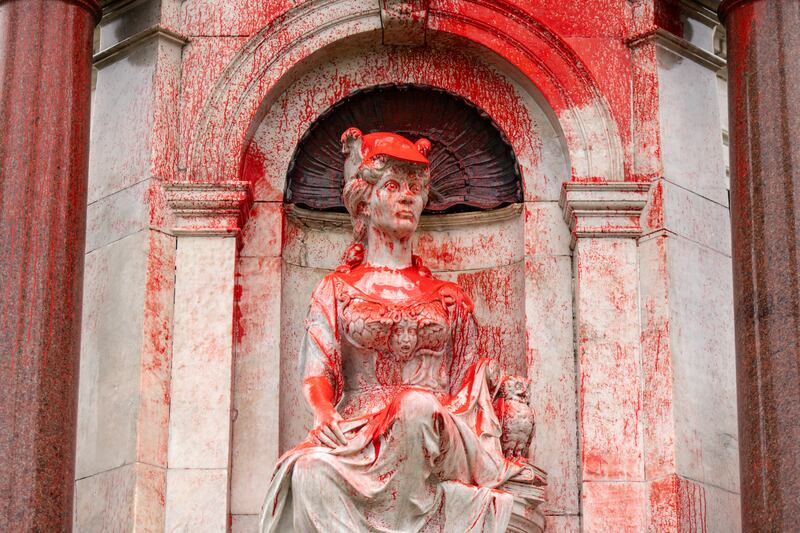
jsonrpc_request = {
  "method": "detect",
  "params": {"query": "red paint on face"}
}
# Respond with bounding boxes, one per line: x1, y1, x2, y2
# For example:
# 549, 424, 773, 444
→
368, 167, 427, 241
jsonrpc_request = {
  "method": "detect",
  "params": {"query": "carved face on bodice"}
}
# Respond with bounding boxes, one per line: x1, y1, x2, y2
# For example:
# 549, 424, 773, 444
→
335, 272, 452, 373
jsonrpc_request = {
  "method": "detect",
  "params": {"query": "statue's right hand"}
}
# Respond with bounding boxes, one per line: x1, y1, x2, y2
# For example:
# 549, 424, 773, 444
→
310, 411, 348, 448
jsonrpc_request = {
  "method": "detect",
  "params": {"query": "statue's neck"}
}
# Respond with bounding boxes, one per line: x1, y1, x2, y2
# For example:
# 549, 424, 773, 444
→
365, 226, 413, 270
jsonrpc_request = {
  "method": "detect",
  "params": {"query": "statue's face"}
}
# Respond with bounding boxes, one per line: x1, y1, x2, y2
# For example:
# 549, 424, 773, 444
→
366, 161, 427, 239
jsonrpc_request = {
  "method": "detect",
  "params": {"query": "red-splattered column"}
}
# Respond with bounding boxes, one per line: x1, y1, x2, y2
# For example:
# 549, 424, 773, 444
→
720, 1, 800, 531
0, 0, 99, 530
163, 182, 251, 532
560, 182, 650, 531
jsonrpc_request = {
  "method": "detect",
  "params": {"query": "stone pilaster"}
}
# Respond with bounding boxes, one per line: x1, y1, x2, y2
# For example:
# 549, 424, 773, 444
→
74, 1, 186, 530
163, 182, 251, 532
560, 182, 650, 531
634, 5, 740, 531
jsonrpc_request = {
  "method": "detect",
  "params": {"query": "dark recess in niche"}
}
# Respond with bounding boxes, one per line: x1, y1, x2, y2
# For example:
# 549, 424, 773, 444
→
285, 84, 523, 213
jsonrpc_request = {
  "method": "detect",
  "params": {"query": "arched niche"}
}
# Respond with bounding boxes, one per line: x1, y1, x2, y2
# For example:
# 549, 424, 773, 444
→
187, 0, 624, 187
230, 30, 579, 525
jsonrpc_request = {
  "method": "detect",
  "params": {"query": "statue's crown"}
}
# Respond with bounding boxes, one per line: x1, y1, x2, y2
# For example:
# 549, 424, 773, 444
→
341, 127, 430, 166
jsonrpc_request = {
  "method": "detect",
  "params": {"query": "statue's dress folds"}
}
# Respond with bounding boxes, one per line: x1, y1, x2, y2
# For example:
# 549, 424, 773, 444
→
260, 264, 524, 533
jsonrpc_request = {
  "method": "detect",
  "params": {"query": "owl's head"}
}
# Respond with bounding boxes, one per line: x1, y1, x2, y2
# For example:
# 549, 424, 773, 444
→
500, 376, 532, 401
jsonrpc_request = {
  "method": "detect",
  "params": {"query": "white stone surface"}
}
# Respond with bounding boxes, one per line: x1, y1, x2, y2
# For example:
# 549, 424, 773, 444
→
438, 262, 527, 375
278, 262, 328, 452
574, 238, 644, 482
641, 179, 732, 256
165, 469, 228, 533
90, 40, 159, 204
702, 480, 742, 533
168, 236, 237, 469
281, 218, 353, 271
525, 255, 578, 515
525, 202, 572, 258
77, 231, 147, 478
137, 231, 177, 468
231, 514, 259, 533
85, 178, 151, 253
667, 235, 739, 493
231, 257, 282, 515
415, 210, 524, 272
581, 481, 647, 532
657, 46, 728, 205
662, 180, 731, 255
240, 202, 284, 258
75, 464, 136, 532
544, 514, 580, 533
637, 234, 677, 480
74, 462, 165, 533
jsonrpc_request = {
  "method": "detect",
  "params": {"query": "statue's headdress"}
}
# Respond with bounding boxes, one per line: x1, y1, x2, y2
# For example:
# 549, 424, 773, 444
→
340, 127, 431, 183
337, 127, 432, 271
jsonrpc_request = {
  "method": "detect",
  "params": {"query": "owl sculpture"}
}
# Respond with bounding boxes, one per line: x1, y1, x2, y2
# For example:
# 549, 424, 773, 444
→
495, 376, 535, 459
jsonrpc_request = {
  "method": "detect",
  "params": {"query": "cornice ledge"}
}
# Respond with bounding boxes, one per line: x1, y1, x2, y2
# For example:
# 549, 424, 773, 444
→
286, 203, 523, 232
627, 27, 725, 71
164, 181, 253, 236
93, 24, 188, 67
559, 182, 651, 248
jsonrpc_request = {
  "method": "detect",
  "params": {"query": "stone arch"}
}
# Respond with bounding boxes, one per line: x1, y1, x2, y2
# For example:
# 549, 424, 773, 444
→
186, 0, 624, 195
242, 42, 569, 204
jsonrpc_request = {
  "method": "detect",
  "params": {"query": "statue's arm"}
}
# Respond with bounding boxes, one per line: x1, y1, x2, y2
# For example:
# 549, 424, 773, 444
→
298, 275, 347, 447
302, 375, 346, 447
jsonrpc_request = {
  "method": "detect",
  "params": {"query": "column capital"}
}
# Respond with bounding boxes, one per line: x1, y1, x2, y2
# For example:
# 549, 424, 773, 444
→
559, 182, 651, 248
164, 181, 253, 236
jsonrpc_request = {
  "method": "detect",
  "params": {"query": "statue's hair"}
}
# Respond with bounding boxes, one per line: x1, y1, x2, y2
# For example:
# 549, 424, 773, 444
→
338, 128, 431, 270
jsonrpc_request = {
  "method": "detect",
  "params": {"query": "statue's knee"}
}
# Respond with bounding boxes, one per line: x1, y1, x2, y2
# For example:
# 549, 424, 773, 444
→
292, 452, 327, 490
397, 389, 440, 419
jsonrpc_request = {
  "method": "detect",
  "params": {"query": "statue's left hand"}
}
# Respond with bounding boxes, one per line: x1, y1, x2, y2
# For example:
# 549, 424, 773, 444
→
310, 411, 348, 448
303, 375, 348, 447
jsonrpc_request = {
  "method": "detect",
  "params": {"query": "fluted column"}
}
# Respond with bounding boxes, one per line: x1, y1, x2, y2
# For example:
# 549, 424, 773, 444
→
0, 0, 99, 530
719, 1, 800, 531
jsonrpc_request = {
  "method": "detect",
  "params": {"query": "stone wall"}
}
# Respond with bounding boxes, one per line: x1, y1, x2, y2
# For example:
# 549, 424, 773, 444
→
76, 1, 737, 531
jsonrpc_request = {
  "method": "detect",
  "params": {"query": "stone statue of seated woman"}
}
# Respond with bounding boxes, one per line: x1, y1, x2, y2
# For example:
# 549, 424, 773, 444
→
260, 128, 546, 533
